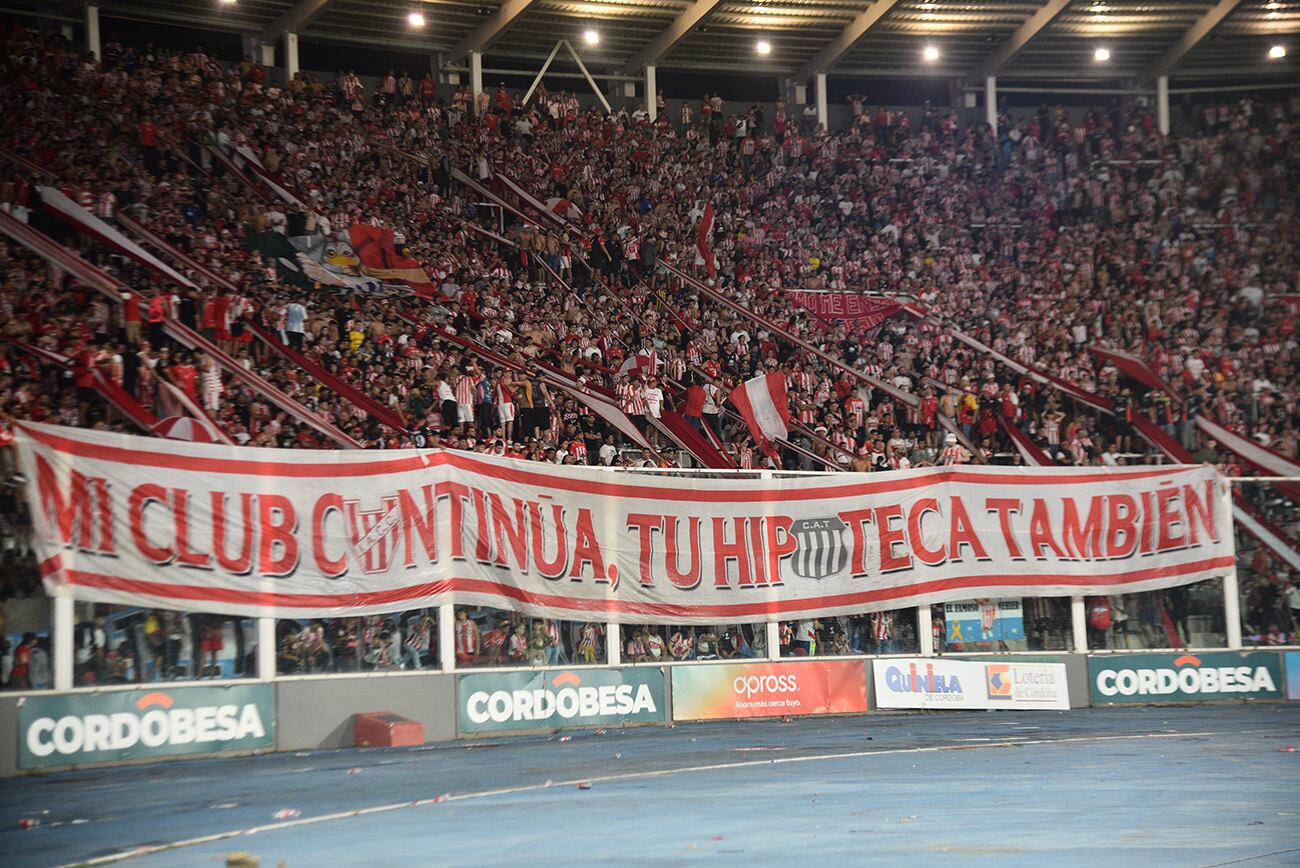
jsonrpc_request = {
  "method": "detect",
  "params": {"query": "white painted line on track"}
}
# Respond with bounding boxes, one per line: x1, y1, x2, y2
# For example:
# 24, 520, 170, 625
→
69, 730, 1215, 867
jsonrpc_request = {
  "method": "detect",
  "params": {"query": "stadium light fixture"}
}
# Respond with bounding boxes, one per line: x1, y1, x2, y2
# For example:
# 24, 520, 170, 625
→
583, 28, 600, 46
1269, 45, 1287, 59
922, 45, 940, 62
219, 0, 236, 5
1093, 47, 1111, 62
407, 10, 426, 27
755, 39, 772, 56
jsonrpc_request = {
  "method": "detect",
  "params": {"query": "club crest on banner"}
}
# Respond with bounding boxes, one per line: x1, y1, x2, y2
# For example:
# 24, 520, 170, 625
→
789, 517, 849, 580
345, 495, 402, 574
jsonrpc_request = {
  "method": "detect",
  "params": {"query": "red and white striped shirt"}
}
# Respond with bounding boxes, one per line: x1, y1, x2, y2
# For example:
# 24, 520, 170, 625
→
939, 445, 966, 466
455, 375, 478, 405
569, 440, 588, 463
617, 382, 646, 415
455, 619, 479, 655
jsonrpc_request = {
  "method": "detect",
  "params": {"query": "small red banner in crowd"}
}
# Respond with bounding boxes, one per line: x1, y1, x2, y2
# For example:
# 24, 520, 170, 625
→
786, 291, 902, 330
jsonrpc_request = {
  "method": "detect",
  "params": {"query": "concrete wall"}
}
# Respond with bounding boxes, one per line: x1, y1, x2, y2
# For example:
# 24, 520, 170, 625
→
1063, 654, 1090, 708
0, 695, 18, 777
274, 673, 457, 751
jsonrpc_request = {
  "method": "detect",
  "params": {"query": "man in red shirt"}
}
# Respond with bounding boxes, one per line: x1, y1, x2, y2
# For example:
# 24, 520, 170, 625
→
9, 633, 35, 689
682, 378, 706, 435
138, 118, 159, 175
74, 342, 98, 425
146, 290, 167, 351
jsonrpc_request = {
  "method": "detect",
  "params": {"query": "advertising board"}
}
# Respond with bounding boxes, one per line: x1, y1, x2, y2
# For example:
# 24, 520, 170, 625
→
18, 684, 274, 769
874, 658, 1069, 710
670, 661, 867, 721
457, 667, 666, 734
1089, 652, 1283, 704
1288, 652, 1300, 701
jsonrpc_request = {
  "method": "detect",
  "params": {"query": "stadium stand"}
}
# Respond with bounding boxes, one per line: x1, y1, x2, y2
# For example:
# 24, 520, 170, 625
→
0, 23, 1297, 686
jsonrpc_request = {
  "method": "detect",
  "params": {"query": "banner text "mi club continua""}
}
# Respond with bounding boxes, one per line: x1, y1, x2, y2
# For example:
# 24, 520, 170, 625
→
18, 423, 1235, 622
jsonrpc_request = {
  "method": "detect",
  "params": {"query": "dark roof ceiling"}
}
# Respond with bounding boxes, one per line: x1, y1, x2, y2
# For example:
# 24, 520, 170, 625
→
18, 0, 1300, 82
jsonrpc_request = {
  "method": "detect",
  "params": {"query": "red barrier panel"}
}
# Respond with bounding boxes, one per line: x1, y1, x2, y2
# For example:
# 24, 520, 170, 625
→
354, 712, 424, 747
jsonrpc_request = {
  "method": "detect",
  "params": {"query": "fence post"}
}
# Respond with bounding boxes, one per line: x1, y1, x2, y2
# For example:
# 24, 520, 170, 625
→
607, 623, 621, 666
257, 617, 276, 681
918, 605, 934, 657
1220, 483, 1243, 650
1071, 596, 1088, 653
52, 595, 74, 690
438, 603, 456, 672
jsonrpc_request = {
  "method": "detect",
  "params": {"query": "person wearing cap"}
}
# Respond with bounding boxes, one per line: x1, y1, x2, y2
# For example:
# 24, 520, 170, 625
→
939, 432, 969, 466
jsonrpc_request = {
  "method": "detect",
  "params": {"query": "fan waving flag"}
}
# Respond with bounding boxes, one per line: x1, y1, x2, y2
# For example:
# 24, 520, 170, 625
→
617, 350, 657, 378
696, 202, 716, 278
730, 372, 790, 462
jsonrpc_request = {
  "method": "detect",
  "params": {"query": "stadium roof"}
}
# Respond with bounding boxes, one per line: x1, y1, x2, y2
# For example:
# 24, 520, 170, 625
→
28, 0, 1300, 82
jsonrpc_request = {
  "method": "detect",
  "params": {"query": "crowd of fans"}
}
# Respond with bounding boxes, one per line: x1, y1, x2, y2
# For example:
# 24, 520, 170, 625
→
0, 25, 1296, 687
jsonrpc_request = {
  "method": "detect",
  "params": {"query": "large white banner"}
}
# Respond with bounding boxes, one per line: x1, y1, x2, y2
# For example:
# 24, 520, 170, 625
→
16, 422, 1234, 622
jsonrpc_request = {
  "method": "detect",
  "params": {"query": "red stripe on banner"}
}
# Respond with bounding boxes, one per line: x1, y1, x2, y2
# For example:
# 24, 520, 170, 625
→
51, 557, 1237, 617
19, 422, 1189, 497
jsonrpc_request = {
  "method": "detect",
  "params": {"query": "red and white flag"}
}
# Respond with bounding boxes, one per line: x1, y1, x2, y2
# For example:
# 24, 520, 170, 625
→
729, 372, 789, 461
618, 350, 656, 378
544, 197, 583, 221
696, 202, 716, 279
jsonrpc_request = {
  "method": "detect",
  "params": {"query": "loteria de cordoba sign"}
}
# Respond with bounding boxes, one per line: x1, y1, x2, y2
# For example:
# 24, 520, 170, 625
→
17, 422, 1234, 623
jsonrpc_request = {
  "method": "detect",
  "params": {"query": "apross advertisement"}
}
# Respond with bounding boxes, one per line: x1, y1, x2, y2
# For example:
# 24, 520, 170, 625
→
873, 658, 1069, 710
1089, 652, 1283, 704
670, 660, 868, 721
18, 684, 274, 769
458, 667, 666, 734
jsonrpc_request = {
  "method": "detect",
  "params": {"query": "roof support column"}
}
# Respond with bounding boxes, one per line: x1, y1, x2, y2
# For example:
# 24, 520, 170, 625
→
470, 51, 484, 114
286, 32, 300, 80
985, 75, 997, 133
85, 4, 100, 61
645, 64, 657, 121
815, 72, 828, 130
1156, 75, 1170, 135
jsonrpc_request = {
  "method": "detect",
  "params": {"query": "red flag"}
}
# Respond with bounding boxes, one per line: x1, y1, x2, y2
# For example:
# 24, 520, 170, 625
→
347, 224, 436, 294
697, 202, 716, 279
729, 372, 789, 462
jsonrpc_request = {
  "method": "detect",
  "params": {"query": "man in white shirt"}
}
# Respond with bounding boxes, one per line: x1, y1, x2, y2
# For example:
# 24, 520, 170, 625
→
285, 300, 307, 349
642, 377, 664, 419
598, 434, 618, 466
